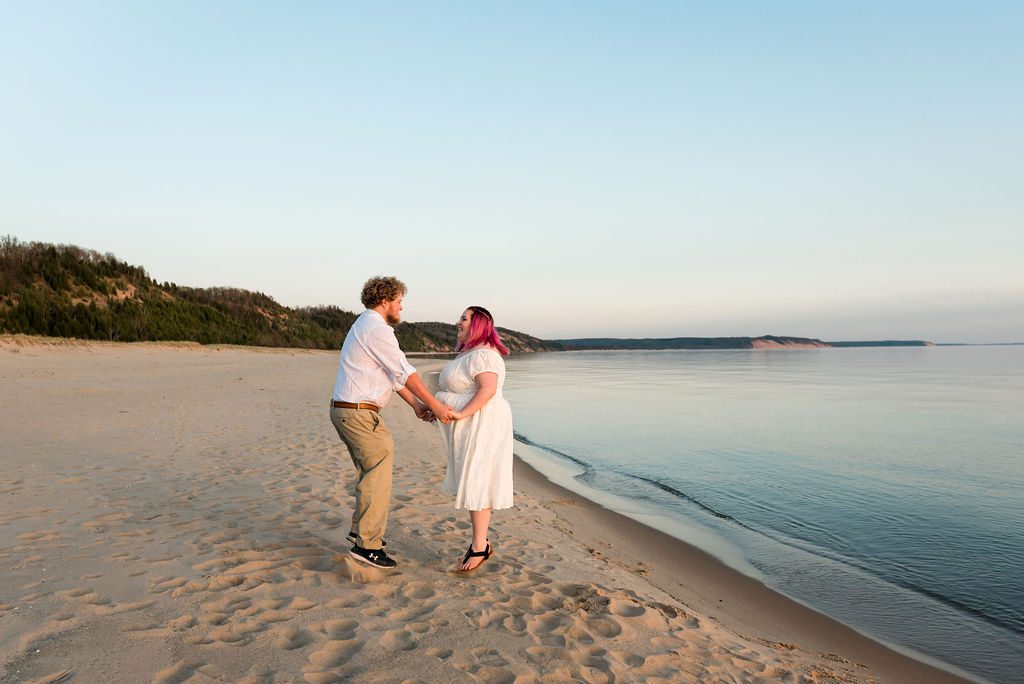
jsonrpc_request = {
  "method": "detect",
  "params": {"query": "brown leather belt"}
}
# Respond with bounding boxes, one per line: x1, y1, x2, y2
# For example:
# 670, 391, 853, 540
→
332, 400, 380, 413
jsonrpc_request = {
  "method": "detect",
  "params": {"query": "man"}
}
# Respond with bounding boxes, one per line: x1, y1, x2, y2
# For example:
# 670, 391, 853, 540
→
330, 276, 454, 569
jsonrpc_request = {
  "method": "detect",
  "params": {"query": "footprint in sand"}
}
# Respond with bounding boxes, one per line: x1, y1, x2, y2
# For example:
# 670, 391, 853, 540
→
572, 645, 614, 671
610, 649, 646, 667
273, 625, 314, 650
255, 609, 294, 625
405, 621, 431, 634
391, 603, 440, 622
566, 623, 595, 646
468, 668, 517, 684
525, 645, 570, 666
199, 612, 229, 626
378, 629, 416, 651
240, 598, 287, 614
469, 647, 509, 667
530, 592, 564, 612
316, 513, 344, 526
526, 613, 563, 636
323, 619, 359, 640
500, 613, 527, 636
197, 595, 250, 626
324, 596, 361, 610
606, 597, 645, 618
587, 616, 628, 640
289, 597, 317, 611
305, 639, 363, 668
207, 620, 264, 645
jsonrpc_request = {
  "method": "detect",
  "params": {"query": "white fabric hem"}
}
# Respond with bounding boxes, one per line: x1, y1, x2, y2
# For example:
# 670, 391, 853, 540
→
452, 501, 514, 511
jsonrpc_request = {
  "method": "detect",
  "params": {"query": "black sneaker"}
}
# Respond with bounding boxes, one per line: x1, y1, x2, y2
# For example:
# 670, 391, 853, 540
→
349, 545, 397, 569
347, 532, 386, 547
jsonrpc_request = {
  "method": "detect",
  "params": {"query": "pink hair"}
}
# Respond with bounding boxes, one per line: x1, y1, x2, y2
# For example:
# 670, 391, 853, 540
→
457, 306, 509, 356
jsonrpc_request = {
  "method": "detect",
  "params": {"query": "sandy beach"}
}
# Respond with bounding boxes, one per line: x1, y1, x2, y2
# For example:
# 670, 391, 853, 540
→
0, 338, 971, 683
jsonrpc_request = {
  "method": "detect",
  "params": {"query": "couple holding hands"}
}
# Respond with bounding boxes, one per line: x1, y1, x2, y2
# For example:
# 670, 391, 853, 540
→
329, 276, 513, 572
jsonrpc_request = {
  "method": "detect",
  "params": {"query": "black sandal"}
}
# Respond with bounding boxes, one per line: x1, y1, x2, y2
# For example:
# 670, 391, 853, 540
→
457, 542, 492, 573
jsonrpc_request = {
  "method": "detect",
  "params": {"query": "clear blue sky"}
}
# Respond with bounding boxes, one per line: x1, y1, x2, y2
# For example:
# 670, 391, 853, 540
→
2, 2, 1021, 342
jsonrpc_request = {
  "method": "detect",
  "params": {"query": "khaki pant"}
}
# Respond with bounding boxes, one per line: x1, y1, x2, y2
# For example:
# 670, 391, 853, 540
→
329, 406, 393, 550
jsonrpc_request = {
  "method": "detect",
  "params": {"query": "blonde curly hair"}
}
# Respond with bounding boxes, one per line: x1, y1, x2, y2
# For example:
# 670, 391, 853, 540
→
360, 276, 407, 309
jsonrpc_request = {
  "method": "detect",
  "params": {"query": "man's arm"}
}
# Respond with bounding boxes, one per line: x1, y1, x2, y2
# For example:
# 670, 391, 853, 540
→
363, 326, 455, 422
396, 386, 433, 422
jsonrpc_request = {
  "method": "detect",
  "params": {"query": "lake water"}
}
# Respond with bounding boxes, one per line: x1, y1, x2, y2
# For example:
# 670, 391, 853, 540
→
502, 346, 1024, 684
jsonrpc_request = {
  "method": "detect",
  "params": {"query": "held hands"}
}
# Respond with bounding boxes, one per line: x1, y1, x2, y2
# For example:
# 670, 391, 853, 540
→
414, 403, 434, 423
414, 402, 458, 424
433, 403, 457, 424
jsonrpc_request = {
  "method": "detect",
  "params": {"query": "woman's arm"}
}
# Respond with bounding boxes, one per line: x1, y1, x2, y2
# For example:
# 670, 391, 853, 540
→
451, 372, 498, 420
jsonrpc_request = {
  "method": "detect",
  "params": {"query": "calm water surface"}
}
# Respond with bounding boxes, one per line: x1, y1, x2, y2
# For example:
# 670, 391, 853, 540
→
503, 346, 1024, 684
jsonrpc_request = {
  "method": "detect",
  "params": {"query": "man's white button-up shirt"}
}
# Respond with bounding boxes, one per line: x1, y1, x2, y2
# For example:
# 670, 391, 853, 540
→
332, 309, 416, 408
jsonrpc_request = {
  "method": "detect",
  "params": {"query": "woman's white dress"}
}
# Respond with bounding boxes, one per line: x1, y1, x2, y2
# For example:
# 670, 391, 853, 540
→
435, 347, 514, 510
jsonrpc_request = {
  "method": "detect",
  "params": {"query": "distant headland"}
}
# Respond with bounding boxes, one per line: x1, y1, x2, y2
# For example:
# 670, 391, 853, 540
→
555, 336, 934, 350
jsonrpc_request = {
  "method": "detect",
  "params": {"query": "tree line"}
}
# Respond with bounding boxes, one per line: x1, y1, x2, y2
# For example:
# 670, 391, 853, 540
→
0, 236, 558, 352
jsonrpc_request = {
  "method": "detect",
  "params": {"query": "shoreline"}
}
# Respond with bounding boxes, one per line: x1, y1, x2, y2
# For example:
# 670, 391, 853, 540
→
511, 454, 975, 684
0, 339, 979, 682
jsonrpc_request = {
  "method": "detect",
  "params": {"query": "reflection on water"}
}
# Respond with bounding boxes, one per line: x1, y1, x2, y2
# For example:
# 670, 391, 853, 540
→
505, 346, 1024, 684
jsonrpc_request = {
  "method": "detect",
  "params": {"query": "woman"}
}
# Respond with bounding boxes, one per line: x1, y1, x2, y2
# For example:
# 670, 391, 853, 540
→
435, 306, 513, 572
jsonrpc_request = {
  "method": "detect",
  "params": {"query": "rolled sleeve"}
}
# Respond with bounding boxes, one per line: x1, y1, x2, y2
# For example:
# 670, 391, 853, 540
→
367, 326, 417, 389
392, 357, 417, 391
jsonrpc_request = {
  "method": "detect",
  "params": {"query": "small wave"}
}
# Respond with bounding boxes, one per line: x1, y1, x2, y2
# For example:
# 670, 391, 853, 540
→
513, 431, 1024, 639
636, 474, 1024, 637
513, 431, 593, 471
626, 472, 759, 529
515, 431, 762, 534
